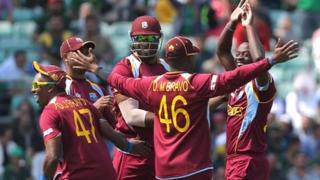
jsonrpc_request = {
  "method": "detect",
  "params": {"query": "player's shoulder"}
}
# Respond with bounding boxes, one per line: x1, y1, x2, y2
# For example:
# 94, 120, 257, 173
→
115, 56, 131, 67
40, 103, 60, 121
188, 73, 212, 82
112, 56, 135, 77
250, 75, 276, 103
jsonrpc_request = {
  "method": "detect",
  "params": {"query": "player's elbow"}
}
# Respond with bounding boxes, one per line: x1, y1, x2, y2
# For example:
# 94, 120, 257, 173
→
125, 112, 142, 126
123, 109, 147, 127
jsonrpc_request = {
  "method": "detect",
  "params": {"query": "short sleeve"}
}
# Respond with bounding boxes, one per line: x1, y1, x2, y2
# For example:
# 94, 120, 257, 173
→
39, 108, 62, 143
252, 76, 276, 103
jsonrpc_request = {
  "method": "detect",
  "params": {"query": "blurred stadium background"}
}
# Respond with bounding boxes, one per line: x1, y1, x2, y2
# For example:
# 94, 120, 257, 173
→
0, 0, 320, 179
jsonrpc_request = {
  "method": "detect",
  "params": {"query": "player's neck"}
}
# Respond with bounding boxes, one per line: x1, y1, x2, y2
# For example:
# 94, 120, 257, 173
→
169, 67, 184, 72
169, 63, 192, 73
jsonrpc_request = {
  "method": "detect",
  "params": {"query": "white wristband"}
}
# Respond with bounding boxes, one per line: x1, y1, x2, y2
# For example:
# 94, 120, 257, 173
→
118, 98, 147, 127
267, 57, 276, 65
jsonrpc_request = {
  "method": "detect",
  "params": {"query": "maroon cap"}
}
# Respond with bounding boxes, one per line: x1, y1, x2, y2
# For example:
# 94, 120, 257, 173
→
60, 37, 95, 58
33, 61, 66, 89
164, 36, 200, 60
130, 16, 161, 36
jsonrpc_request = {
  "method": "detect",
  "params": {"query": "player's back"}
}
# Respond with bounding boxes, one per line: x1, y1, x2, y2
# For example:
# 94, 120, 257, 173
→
40, 94, 116, 180
146, 72, 213, 179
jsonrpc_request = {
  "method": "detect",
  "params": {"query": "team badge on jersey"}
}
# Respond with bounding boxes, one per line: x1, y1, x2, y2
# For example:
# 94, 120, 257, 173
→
89, 92, 98, 101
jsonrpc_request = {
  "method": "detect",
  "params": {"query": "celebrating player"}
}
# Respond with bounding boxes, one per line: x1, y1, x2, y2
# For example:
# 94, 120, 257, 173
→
60, 36, 115, 126
105, 35, 298, 179
216, 1, 298, 180
71, 15, 169, 179
31, 62, 151, 180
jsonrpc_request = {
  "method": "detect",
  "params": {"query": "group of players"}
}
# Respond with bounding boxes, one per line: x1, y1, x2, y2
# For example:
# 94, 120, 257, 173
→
31, 1, 299, 180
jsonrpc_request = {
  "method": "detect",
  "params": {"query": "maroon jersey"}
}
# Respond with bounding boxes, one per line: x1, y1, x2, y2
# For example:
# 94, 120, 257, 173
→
226, 77, 276, 155
39, 94, 116, 180
108, 59, 272, 178
65, 75, 107, 102
111, 54, 169, 144
65, 75, 114, 124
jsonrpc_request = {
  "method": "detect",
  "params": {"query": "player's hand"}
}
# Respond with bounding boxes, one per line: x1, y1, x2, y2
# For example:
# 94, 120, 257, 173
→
230, 0, 246, 23
69, 48, 99, 72
271, 39, 299, 64
93, 95, 114, 112
241, 3, 253, 26
129, 139, 152, 157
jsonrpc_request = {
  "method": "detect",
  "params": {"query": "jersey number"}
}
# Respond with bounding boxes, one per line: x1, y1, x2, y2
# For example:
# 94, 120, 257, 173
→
159, 95, 190, 133
73, 108, 98, 143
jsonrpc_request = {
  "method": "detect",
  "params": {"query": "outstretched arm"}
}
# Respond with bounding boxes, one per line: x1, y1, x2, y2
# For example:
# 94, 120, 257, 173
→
213, 40, 299, 96
217, 0, 246, 71
108, 73, 152, 103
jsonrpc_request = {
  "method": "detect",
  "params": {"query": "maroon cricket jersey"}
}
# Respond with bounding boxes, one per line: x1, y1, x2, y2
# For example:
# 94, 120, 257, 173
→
39, 94, 116, 180
65, 76, 114, 124
226, 77, 276, 155
108, 59, 272, 179
111, 54, 169, 144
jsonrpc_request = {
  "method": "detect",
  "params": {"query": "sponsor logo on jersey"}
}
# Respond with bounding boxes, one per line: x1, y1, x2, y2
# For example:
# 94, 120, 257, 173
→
227, 105, 244, 116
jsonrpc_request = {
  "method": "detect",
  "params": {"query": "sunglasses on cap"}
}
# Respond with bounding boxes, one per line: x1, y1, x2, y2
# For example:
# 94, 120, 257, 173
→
32, 81, 56, 90
132, 35, 160, 43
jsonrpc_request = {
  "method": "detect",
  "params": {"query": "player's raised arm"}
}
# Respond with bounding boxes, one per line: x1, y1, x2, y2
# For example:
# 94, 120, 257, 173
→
216, 0, 246, 71
212, 40, 299, 96
242, 3, 264, 61
242, 3, 270, 86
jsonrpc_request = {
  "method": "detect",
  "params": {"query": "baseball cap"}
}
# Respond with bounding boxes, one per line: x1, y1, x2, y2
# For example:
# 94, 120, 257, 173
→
164, 36, 200, 60
130, 16, 161, 36
60, 37, 95, 58
32, 61, 66, 89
